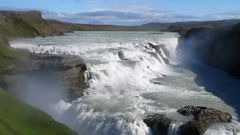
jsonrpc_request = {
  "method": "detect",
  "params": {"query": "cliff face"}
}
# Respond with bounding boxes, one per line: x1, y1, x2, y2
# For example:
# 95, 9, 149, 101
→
179, 23, 240, 78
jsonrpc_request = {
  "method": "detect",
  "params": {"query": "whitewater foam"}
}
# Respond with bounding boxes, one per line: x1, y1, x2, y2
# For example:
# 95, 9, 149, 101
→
10, 31, 240, 135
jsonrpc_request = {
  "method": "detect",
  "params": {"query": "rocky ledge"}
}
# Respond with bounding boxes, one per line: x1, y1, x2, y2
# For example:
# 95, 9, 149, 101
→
144, 106, 232, 135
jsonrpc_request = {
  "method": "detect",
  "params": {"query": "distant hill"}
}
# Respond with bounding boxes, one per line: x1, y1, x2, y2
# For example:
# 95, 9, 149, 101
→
0, 10, 67, 37
1, 10, 240, 36
0, 10, 138, 38
140, 19, 240, 34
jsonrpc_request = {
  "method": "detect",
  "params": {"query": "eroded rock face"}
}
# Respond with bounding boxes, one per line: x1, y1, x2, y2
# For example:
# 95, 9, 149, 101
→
177, 106, 232, 135
178, 23, 240, 79
61, 56, 88, 100
148, 42, 170, 64
143, 114, 174, 135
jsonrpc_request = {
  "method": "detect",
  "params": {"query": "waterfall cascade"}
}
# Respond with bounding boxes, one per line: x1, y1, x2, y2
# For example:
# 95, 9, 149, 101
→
10, 31, 240, 135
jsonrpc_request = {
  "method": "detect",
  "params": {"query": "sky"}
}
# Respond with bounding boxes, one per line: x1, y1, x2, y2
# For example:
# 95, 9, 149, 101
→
0, 0, 240, 25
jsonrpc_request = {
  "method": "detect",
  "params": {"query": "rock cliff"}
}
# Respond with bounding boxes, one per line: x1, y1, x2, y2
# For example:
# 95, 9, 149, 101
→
178, 23, 240, 79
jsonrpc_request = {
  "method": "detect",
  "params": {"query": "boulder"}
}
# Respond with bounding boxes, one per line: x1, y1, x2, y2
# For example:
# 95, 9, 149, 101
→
143, 114, 174, 135
144, 106, 232, 135
177, 106, 232, 123
178, 121, 205, 135
177, 106, 205, 116
118, 51, 127, 60
177, 106, 232, 135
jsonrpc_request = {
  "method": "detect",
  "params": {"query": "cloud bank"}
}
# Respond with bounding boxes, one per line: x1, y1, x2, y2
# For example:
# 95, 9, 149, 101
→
43, 10, 203, 26
42, 9, 240, 26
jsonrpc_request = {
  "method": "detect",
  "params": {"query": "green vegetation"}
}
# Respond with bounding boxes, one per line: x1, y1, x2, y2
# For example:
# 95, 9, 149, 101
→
0, 88, 78, 135
0, 40, 15, 69
0, 38, 78, 135
0, 11, 78, 135
0, 37, 15, 88
0, 17, 39, 37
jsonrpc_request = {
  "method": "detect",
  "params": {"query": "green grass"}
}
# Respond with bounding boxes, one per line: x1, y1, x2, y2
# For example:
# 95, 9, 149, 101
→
0, 88, 78, 135
0, 16, 40, 38
0, 43, 16, 58
0, 16, 79, 135
11, 16, 40, 37
0, 43, 78, 134
0, 45, 79, 135
0, 40, 16, 73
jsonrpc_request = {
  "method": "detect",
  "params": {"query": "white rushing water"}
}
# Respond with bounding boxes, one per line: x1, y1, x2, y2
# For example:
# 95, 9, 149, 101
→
10, 31, 240, 135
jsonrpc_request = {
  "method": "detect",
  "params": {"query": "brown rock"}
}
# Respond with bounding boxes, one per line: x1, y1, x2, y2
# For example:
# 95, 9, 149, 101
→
144, 114, 174, 135
177, 106, 232, 135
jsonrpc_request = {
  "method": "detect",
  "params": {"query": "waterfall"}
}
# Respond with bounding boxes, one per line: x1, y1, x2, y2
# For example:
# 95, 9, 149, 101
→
10, 31, 240, 135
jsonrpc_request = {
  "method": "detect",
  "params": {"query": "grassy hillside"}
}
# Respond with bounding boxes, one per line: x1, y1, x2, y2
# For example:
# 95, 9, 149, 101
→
0, 10, 64, 37
0, 88, 78, 135
0, 36, 15, 88
0, 11, 78, 135
0, 45, 78, 135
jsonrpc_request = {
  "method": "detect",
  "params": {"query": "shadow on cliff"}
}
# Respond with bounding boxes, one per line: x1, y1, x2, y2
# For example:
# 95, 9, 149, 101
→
181, 59, 240, 120
177, 24, 240, 120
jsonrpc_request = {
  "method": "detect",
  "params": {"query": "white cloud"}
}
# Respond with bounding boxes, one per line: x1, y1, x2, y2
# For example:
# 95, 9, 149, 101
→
42, 9, 203, 25
2, 4, 239, 25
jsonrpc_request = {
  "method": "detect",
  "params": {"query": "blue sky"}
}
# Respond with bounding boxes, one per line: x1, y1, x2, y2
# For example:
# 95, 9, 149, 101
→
0, 0, 240, 25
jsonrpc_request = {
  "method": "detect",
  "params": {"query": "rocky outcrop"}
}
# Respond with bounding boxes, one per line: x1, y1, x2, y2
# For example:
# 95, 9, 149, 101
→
177, 106, 232, 123
144, 106, 232, 135
148, 42, 170, 64
144, 114, 174, 135
177, 106, 232, 135
178, 23, 240, 79
9, 53, 88, 101
61, 56, 88, 100
118, 51, 127, 60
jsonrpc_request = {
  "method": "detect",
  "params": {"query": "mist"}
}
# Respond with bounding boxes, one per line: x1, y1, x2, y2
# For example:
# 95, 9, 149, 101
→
9, 69, 69, 117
